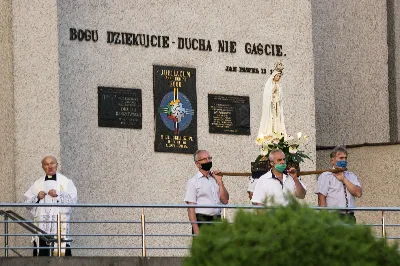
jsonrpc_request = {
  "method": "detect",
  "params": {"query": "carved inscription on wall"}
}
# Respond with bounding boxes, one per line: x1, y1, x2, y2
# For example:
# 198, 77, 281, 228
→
98, 87, 142, 129
208, 94, 250, 135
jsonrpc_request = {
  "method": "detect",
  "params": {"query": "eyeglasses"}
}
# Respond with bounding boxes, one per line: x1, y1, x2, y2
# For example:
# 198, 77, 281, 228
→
197, 156, 212, 162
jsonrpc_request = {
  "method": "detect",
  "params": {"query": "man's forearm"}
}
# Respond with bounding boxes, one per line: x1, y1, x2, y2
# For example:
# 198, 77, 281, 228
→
24, 193, 40, 205
187, 207, 199, 234
293, 177, 306, 199
318, 193, 327, 207
217, 181, 229, 204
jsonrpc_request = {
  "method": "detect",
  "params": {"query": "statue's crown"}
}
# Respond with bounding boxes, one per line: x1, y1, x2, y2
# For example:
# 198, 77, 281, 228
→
274, 62, 284, 73
270, 62, 284, 74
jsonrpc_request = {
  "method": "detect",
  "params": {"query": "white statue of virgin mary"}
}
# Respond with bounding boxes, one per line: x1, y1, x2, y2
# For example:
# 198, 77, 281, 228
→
256, 63, 287, 144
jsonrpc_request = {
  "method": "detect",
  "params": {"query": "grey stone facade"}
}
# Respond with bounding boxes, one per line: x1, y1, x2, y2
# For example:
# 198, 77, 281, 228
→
1, 0, 399, 257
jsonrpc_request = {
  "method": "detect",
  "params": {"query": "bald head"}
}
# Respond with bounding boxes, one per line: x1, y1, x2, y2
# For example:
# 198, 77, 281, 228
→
41, 156, 58, 176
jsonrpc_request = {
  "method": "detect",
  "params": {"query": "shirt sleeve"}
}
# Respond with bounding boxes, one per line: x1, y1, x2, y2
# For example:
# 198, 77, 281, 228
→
347, 172, 361, 187
315, 172, 329, 196
24, 183, 38, 203
184, 178, 197, 203
247, 177, 258, 192
23, 182, 39, 217
251, 178, 267, 204
298, 178, 307, 190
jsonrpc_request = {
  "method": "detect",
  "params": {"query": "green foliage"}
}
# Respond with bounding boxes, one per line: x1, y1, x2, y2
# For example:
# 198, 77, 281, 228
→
255, 155, 265, 162
185, 201, 400, 266
257, 136, 311, 164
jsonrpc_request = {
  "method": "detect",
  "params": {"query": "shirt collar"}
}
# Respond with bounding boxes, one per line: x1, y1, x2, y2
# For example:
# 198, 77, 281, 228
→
327, 170, 348, 176
265, 170, 288, 180
271, 170, 286, 186
44, 173, 57, 181
195, 171, 212, 179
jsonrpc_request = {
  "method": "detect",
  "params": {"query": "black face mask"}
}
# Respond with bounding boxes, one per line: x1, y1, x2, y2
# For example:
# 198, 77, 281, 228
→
201, 162, 212, 171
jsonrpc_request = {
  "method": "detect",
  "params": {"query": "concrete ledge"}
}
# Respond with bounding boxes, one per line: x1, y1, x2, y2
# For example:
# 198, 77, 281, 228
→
0, 257, 184, 266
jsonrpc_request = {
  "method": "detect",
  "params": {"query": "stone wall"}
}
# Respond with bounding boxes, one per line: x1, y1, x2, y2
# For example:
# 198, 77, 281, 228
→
312, 0, 389, 146
0, 0, 15, 257
56, 0, 315, 256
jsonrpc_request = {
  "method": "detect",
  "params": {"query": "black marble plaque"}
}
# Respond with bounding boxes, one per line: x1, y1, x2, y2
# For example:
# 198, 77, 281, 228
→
208, 94, 250, 135
98, 87, 142, 129
153, 65, 197, 154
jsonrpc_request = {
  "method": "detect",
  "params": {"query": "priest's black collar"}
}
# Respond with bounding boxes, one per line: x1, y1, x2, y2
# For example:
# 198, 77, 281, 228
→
45, 174, 57, 181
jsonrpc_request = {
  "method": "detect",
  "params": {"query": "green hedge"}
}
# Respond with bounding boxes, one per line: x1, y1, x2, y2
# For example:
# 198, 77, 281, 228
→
185, 201, 400, 266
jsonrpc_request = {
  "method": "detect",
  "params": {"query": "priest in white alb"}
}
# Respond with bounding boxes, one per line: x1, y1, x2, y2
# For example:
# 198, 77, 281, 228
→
24, 155, 77, 256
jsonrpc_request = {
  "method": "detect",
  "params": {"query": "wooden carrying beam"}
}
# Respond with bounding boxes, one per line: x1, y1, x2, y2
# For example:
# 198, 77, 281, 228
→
219, 168, 347, 177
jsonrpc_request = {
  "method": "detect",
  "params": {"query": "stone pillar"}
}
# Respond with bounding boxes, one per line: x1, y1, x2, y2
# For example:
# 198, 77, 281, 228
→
0, 0, 15, 204
312, 0, 389, 147
391, 0, 400, 141
12, 0, 61, 201
0, 0, 15, 257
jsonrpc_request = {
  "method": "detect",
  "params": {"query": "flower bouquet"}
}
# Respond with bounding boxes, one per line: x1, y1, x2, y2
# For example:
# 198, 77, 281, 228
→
252, 132, 311, 178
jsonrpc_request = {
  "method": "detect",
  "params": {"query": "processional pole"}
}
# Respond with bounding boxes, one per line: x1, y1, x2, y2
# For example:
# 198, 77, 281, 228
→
219, 168, 347, 177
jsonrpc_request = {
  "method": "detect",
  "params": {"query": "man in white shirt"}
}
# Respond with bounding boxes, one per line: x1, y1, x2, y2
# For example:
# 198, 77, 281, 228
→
184, 150, 229, 235
316, 146, 362, 223
252, 149, 306, 206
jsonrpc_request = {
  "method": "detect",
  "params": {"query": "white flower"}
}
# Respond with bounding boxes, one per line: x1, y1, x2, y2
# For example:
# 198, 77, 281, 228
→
272, 138, 280, 144
260, 146, 268, 156
289, 145, 298, 154
297, 132, 302, 139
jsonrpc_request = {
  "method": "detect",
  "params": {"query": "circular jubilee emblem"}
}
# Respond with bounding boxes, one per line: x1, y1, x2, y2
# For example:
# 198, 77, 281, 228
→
159, 91, 194, 132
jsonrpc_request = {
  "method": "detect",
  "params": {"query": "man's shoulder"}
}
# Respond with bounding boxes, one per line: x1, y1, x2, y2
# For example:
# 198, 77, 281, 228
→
284, 173, 296, 182
56, 172, 71, 182
344, 171, 357, 176
318, 171, 333, 179
28, 176, 45, 192
34, 176, 44, 182
259, 171, 273, 180
258, 171, 280, 186
344, 171, 359, 181
34, 174, 48, 183
187, 171, 202, 182
316, 171, 333, 187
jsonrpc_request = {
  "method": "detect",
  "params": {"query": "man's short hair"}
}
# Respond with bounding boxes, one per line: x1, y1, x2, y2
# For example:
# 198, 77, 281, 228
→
41, 155, 58, 165
269, 149, 284, 161
193, 150, 208, 162
330, 146, 348, 158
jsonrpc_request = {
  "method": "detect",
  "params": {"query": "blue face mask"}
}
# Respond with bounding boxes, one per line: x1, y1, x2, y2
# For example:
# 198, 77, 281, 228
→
336, 160, 347, 168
